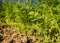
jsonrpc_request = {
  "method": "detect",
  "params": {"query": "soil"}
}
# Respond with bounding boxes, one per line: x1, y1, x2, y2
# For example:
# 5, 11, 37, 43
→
0, 23, 36, 43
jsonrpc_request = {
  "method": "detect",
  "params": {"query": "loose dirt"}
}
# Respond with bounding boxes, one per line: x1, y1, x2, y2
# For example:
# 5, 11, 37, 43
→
0, 23, 36, 43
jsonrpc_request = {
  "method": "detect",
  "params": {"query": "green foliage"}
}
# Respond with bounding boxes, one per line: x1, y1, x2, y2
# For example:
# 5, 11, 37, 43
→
0, 0, 60, 43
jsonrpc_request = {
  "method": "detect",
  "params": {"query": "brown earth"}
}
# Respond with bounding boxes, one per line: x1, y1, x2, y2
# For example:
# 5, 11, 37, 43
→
0, 23, 36, 43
